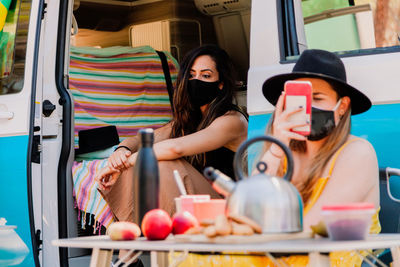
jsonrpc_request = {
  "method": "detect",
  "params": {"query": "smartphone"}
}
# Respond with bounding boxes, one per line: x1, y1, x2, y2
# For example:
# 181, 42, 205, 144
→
284, 81, 312, 136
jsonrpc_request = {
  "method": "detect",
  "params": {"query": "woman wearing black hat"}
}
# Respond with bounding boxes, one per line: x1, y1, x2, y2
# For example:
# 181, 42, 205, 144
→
259, 49, 380, 266
177, 49, 380, 267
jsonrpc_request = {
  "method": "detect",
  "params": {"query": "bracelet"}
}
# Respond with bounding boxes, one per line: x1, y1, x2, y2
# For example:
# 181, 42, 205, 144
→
269, 148, 284, 159
114, 145, 131, 152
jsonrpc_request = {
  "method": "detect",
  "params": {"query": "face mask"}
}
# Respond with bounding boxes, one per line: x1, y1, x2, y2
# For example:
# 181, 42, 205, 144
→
187, 79, 221, 107
308, 99, 342, 141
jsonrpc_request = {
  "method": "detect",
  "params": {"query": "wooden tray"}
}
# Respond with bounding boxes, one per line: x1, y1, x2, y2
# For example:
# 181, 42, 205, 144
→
172, 231, 312, 244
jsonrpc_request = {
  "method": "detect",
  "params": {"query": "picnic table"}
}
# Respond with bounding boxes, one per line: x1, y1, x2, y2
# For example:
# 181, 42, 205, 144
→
52, 233, 400, 267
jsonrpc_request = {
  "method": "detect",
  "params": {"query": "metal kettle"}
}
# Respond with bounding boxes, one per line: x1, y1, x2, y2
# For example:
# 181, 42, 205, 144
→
204, 135, 303, 233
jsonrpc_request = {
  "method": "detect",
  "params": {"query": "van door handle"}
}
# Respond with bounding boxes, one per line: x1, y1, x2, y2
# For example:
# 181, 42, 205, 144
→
0, 111, 14, 119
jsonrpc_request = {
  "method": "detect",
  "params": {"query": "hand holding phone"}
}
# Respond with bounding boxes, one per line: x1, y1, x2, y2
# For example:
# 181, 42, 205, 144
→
284, 81, 312, 136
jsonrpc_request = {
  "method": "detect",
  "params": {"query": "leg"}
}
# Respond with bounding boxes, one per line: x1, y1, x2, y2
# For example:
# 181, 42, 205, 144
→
90, 248, 113, 267
150, 251, 159, 267
391, 246, 400, 267
308, 252, 330, 267
101, 159, 221, 221
100, 167, 135, 222
158, 159, 222, 216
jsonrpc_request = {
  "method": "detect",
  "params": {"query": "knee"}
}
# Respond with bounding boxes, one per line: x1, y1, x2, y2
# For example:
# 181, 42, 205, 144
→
158, 159, 184, 173
158, 160, 176, 179
158, 160, 188, 187
158, 160, 174, 169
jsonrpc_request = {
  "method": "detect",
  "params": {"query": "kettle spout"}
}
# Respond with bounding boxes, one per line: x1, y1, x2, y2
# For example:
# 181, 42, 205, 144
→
203, 167, 235, 197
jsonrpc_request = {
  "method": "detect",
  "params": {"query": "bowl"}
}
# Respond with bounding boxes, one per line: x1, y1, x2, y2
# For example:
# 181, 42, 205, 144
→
174, 195, 210, 214
321, 203, 375, 241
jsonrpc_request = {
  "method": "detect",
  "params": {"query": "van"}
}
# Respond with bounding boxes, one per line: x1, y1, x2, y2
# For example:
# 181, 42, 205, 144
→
0, 0, 399, 266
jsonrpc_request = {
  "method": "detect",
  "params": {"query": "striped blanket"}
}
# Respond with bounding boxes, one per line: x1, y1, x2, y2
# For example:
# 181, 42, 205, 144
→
70, 45, 178, 149
70, 46, 179, 230
72, 159, 114, 230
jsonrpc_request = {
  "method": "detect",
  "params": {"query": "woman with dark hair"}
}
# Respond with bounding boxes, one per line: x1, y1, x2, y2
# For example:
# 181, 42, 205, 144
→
95, 44, 248, 221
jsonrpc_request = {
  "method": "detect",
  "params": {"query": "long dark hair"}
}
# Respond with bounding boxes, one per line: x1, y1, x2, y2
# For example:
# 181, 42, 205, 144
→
170, 44, 239, 166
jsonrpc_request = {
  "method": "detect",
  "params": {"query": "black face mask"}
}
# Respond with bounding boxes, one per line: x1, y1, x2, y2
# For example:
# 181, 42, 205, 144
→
308, 99, 342, 141
187, 79, 221, 107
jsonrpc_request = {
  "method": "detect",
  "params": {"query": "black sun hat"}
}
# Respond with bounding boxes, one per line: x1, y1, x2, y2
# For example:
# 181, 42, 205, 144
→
262, 49, 371, 115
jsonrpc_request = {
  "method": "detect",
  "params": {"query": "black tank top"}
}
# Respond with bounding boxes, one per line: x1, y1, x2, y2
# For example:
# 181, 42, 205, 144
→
204, 146, 236, 181
192, 105, 247, 182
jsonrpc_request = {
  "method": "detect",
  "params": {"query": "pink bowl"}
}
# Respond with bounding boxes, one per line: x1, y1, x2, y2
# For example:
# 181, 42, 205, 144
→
193, 199, 227, 221
175, 195, 210, 215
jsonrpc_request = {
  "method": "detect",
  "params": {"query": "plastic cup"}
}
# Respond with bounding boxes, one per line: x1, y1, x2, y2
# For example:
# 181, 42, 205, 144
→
175, 195, 210, 215
321, 203, 375, 241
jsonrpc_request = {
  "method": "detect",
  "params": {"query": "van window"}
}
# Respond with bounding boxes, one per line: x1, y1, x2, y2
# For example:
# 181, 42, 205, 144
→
0, 0, 30, 95
281, 0, 400, 59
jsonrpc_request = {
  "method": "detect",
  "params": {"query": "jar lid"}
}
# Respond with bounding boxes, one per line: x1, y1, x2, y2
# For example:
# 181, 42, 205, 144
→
322, 203, 375, 211
0, 225, 16, 230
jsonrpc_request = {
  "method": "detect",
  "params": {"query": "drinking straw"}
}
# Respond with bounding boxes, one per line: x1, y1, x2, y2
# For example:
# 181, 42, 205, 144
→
173, 169, 187, 196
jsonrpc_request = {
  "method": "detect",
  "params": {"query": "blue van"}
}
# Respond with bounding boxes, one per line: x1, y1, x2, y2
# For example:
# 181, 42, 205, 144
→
0, 0, 399, 266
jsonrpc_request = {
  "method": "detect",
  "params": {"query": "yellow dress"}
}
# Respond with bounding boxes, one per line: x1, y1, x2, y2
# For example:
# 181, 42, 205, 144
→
175, 138, 381, 267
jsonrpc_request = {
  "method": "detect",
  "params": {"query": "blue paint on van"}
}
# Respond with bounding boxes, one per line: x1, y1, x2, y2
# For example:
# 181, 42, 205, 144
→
351, 103, 400, 169
0, 135, 34, 266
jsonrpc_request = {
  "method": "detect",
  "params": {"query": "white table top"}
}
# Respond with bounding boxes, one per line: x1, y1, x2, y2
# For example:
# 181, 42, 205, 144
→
52, 234, 400, 253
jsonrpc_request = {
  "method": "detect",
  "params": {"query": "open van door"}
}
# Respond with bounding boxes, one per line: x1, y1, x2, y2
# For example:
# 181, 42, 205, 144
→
0, 0, 44, 266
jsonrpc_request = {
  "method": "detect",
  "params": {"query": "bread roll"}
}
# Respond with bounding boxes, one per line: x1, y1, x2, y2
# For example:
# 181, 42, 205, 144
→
231, 222, 254, 236
228, 214, 262, 234
214, 215, 231, 236
203, 225, 218, 238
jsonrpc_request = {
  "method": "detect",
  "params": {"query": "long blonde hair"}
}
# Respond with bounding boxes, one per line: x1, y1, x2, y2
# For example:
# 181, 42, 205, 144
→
262, 105, 351, 204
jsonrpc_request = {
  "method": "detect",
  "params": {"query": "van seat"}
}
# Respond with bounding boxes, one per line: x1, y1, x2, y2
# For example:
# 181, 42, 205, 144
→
378, 167, 400, 233
69, 45, 179, 231
361, 167, 400, 266
69, 45, 178, 152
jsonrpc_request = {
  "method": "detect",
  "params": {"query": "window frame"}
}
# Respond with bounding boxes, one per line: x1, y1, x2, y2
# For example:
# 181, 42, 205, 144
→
278, 0, 400, 63
277, 0, 300, 62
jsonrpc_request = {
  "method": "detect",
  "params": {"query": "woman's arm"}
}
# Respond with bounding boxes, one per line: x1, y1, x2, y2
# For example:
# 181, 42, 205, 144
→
129, 112, 248, 164
98, 114, 247, 191
97, 122, 173, 190
256, 92, 307, 175
118, 122, 173, 152
108, 122, 173, 169
304, 138, 379, 229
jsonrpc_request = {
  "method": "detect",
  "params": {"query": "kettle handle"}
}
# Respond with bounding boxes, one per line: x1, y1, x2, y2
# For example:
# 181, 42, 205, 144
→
233, 135, 294, 182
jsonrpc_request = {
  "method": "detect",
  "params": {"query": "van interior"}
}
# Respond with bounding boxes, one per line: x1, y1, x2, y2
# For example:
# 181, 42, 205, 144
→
66, 0, 251, 265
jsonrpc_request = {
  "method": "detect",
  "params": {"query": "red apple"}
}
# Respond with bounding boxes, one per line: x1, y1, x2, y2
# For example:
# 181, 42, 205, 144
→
141, 209, 172, 240
172, 211, 199, 235
107, 221, 141, 241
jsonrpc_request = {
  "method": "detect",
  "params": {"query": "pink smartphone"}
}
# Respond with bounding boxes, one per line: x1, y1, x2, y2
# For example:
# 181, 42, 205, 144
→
284, 81, 312, 136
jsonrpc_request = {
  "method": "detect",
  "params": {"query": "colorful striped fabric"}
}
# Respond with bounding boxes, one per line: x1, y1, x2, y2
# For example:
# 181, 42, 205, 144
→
69, 45, 178, 149
0, 0, 12, 32
70, 46, 179, 230
72, 159, 114, 230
